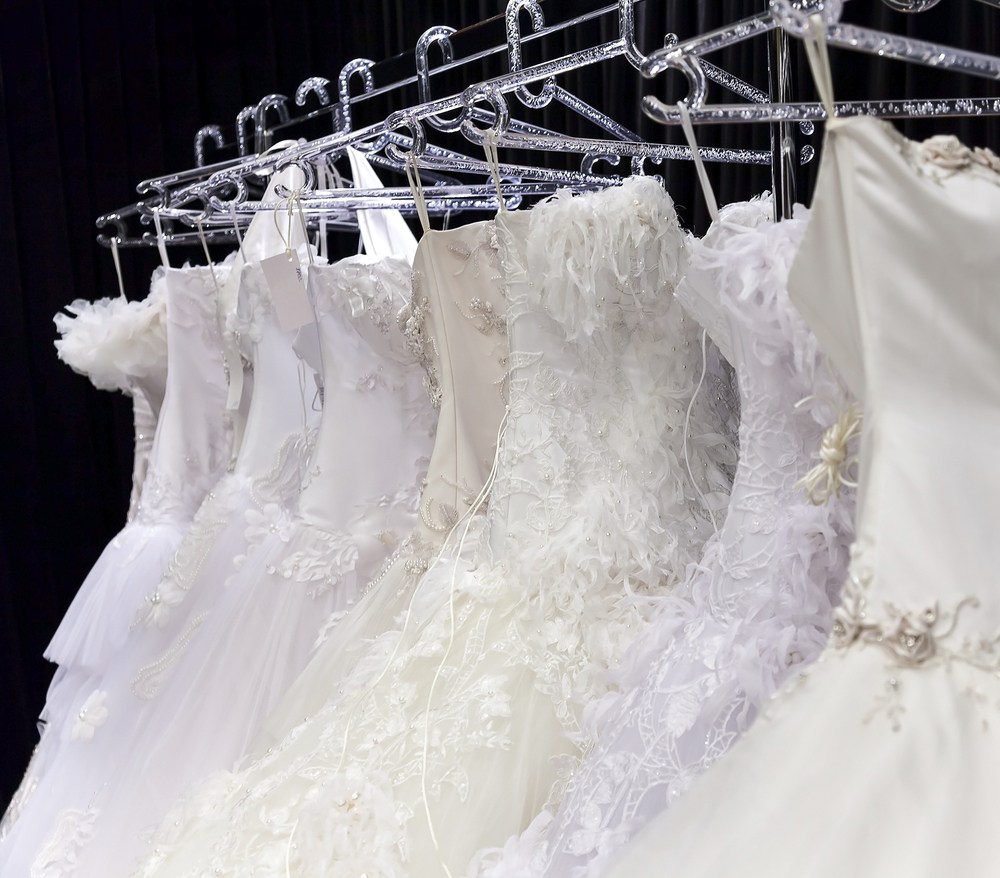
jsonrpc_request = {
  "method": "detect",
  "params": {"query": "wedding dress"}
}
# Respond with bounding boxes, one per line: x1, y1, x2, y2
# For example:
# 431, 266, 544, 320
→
134, 176, 732, 878
606, 37, 1000, 878
488, 197, 856, 878
53, 286, 169, 523
43, 264, 231, 677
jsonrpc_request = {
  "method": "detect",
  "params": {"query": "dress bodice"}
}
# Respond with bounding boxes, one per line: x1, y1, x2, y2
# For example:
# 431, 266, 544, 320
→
135, 266, 231, 525
677, 198, 850, 607
789, 116, 1000, 651
491, 177, 731, 716
398, 220, 511, 548
53, 287, 170, 522
295, 255, 433, 531
228, 264, 319, 479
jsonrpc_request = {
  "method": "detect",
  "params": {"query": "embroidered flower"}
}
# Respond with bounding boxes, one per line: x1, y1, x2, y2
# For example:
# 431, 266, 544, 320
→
71, 690, 109, 741
244, 503, 294, 545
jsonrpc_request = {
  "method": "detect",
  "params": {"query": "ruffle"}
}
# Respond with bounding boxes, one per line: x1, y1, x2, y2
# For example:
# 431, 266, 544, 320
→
53, 289, 167, 393
523, 177, 683, 341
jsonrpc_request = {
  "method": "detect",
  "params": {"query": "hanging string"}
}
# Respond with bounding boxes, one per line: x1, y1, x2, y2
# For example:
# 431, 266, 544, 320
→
405, 153, 431, 234
315, 161, 329, 261
195, 219, 222, 298
228, 201, 246, 262
110, 237, 126, 301
682, 329, 719, 533
482, 129, 507, 212
677, 101, 720, 223
151, 206, 171, 268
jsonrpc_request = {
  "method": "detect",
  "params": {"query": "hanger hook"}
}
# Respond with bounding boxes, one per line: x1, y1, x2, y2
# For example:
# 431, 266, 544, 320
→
253, 94, 290, 155
619, 0, 646, 68
384, 111, 429, 163
206, 176, 250, 216
335, 58, 376, 135
581, 153, 622, 175
194, 125, 225, 168
236, 106, 255, 156
506, 0, 558, 109
295, 76, 331, 110
416, 26, 470, 133
769, 0, 844, 36
640, 50, 710, 118
630, 155, 666, 176
459, 84, 511, 144
95, 212, 129, 247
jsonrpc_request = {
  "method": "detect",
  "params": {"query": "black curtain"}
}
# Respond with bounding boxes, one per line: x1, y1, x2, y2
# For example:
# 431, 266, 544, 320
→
1, 0, 997, 802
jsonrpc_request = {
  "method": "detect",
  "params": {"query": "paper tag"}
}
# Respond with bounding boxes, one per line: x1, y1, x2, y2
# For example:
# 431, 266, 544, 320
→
260, 250, 314, 332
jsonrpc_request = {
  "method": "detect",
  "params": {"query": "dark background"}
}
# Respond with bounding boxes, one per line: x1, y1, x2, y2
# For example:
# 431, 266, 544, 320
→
1, 0, 998, 802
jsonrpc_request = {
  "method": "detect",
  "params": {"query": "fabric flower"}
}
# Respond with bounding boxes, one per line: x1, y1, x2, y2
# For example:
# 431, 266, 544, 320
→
71, 690, 109, 741
244, 502, 294, 545
918, 135, 972, 170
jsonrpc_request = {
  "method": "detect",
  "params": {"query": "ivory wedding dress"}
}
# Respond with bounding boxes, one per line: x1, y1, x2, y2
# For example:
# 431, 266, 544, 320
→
606, 42, 1000, 878
485, 197, 856, 878
134, 176, 732, 878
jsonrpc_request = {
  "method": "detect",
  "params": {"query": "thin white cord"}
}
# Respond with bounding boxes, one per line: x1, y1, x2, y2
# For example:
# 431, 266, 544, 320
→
331, 410, 510, 777
682, 328, 718, 532
418, 408, 508, 878
110, 238, 126, 301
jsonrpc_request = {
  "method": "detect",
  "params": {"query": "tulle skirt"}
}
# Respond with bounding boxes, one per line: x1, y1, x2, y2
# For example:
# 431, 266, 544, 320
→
44, 520, 188, 672
0, 511, 370, 878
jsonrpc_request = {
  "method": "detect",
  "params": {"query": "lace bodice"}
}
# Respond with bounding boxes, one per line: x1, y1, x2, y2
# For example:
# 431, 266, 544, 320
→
133, 267, 232, 526
488, 178, 732, 717
790, 115, 1000, 667
676, 199, 851, 610
291, 255, 433, 540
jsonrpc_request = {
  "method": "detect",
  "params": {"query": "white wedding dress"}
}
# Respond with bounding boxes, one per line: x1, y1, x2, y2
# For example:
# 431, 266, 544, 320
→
53, 286, 169, 524
606, 49, 1000, 878
134, 176, 732, 878
487, 197, 856, 878
43, 264, 231, 677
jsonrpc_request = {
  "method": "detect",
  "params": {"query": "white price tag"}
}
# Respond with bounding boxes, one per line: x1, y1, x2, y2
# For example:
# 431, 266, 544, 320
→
260, 250, 314, 332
